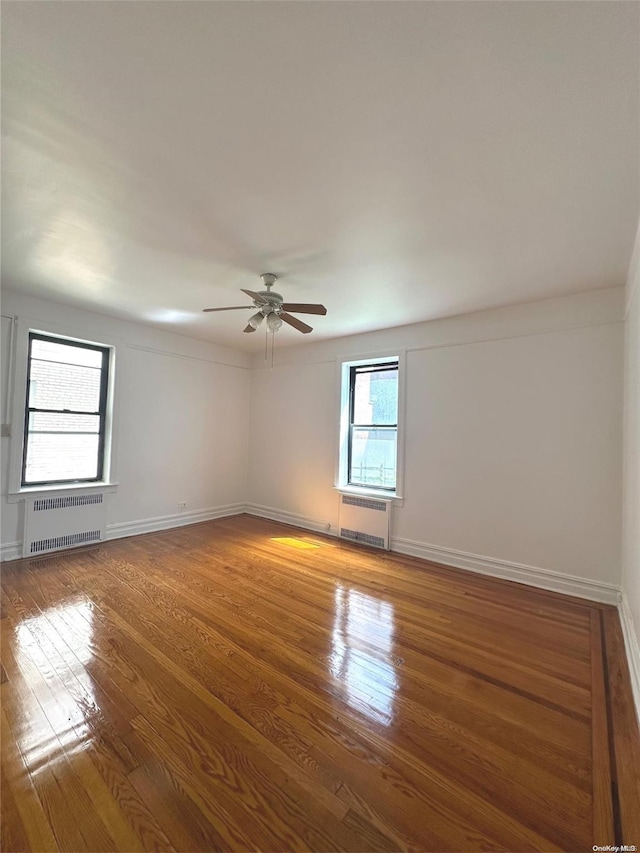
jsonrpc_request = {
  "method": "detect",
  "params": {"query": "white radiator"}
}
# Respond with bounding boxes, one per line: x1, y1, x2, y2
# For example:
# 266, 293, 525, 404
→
338, 493, 391, 550
23, 493, 107, 557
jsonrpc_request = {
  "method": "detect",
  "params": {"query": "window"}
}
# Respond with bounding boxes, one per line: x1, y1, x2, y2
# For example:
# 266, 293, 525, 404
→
22, 333, 111, 486
347, 360, 399, 492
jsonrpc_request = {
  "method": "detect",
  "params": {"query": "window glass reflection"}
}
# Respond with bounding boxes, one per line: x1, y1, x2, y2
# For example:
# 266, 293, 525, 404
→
13, 600, 96, 774
330, 585, 398, 726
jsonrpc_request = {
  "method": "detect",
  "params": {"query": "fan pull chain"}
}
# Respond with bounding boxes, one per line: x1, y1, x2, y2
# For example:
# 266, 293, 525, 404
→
264, 323, 268, 362
270, 328, 275, 369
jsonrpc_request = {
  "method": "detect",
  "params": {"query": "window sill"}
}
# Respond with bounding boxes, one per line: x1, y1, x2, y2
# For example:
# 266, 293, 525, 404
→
6, 482, 118, 503
334, 485, 404, 506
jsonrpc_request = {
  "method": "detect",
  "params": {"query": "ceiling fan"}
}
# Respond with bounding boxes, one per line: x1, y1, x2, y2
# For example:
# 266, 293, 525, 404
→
202, 273, 327, 334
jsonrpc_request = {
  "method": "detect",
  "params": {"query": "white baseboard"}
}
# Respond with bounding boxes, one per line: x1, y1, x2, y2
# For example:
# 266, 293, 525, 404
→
3, 499, 636, 718
105, 503, 246, 541
392, 536, 620, 604
1, 504, 246, 559
619, 593, 640, 724
1, 541, 21, 562
3, 502, 621, 607
244, 502, 335, 536
242, 504, 620, 605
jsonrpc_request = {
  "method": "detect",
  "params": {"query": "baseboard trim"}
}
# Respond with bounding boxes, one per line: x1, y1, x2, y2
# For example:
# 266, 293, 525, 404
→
392, 536, 621, 604
3, 502, 634, 714
1, 541, 21, 562
242, 504, 620, 605
619, 593, 640, 724
1, 504, 247, 559
244, 502, 334, 536
4, 504, 620, 607
105, 503, 246, 541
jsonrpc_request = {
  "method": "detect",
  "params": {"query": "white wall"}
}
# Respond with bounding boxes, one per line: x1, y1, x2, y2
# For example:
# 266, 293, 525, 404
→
248, 289, 624, 598
1, 286, 626, 606
622, 229, 640, 714
0, 290, 251, 555
2, 282, 635, 702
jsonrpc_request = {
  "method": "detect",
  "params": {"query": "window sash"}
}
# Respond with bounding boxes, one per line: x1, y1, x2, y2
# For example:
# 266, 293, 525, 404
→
347, 361, 398, 491
22, 333, 110, 486
348, 425, 398, 490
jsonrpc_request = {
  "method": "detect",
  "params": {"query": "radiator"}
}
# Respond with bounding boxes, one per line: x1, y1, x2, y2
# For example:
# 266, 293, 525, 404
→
23, 492, 107, 557
338, 493, 391, 550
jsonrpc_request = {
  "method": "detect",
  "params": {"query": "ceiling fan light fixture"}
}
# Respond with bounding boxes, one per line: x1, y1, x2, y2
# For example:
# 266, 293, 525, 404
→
248, 311, 264, 330
267, 313, 283, 332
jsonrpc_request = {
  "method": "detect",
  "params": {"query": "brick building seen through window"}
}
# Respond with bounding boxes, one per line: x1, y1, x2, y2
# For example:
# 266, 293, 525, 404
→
22, 333, 110, 486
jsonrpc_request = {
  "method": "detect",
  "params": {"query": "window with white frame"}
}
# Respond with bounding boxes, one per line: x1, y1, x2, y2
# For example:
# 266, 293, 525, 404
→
339, 356, 400, 494
22, 333, 111, 486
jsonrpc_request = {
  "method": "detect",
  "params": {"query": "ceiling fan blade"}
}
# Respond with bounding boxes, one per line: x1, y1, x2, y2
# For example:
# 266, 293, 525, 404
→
243, 324, 257, 333
280, 303, 327, 315
240, 289, 267, 304
280, 312, 313, 334
202, 306, 252, 312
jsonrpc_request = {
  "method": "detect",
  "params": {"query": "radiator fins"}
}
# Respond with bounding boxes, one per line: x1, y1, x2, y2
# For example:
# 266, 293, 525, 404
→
340, 528, 386, 549
30, 530, 102, 554
34, 493, 104, 511
341, 495, 387, 511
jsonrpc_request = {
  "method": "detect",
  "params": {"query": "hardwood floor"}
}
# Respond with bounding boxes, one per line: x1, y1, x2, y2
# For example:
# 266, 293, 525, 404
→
1, 514, 639, 852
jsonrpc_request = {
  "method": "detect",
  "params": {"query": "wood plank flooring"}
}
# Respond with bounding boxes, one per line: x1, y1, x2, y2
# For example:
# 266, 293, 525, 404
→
1, 514, 639, 852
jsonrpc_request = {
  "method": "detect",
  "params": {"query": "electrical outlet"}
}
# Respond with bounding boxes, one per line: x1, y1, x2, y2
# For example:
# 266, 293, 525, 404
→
1, 424, 10, 438
178, 501, 187, 511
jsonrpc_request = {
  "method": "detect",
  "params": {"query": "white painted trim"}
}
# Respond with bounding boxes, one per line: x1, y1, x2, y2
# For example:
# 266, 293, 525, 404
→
1, 503, 247, 558
105, 503, 246, 541
624, 222, 640, 320
626, 275, 639, 321
6, 315, 124, 498
334, 485, 404, 505
392, 536, 620, 604
6, 481, 119, 504
244, 502, 335, 536
404, 320, 623, 356
4, 500, 622, 606
126, 342, 250, 371
1, 541, 21, 561
619, 594, 640, 725
254, 320, 625, 372
335, 350, 406, 500
1, 314, 16, 426
4, 501, 637, 719
252, 297, 624, 372
243, 503, 621, 604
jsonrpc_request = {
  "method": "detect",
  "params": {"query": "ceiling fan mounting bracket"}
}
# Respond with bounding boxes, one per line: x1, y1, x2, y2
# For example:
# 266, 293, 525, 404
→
260, 273, 278, 289
255, 273, 283, 308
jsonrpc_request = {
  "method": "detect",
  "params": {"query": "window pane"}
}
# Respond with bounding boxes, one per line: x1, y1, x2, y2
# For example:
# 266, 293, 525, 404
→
29, 359, 102, 411
31, 339, 103, 368
24, 433, 100, 483
353, 369, 398, 425
349, 428, 397, 489
29, 412, 100, 433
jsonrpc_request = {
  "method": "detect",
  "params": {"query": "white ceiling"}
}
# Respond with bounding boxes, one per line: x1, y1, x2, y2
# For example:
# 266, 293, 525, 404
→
2, 2, 638, 352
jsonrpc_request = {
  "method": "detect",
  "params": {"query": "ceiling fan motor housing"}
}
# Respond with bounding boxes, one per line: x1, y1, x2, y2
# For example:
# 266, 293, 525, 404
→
257, 292, 283, 314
